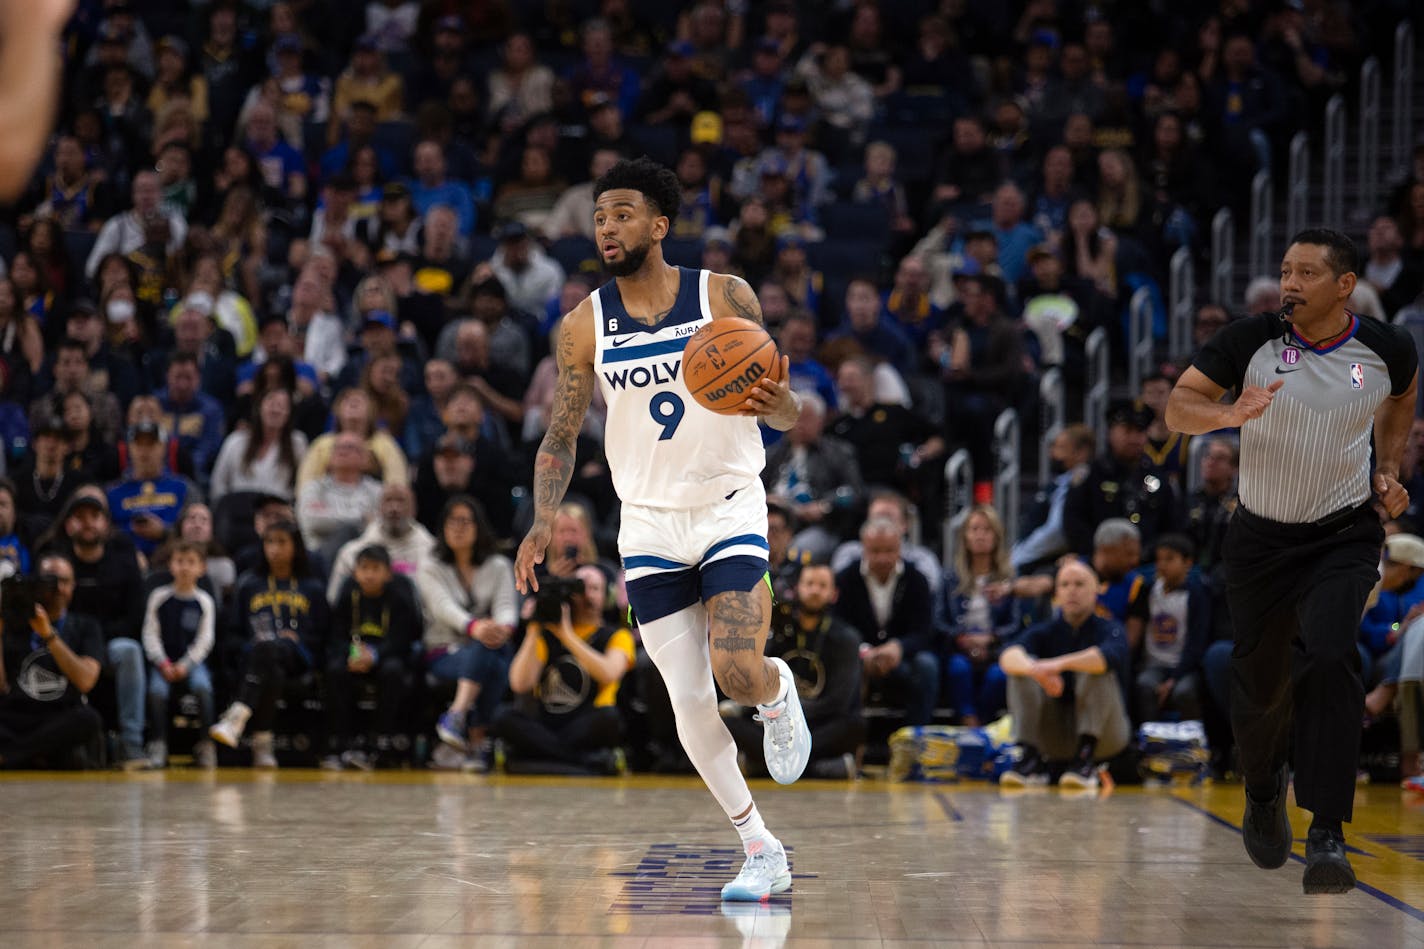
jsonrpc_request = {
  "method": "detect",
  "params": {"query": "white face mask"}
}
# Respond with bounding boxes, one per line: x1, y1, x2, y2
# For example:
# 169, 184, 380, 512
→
107, 299, 135, 323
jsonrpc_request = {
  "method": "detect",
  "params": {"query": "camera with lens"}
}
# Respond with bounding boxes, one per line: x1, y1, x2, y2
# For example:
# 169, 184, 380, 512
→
0, 573, 59, 637
532, 575, 586, 625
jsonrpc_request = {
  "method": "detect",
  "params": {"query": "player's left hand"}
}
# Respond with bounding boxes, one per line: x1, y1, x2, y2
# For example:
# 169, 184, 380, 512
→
1373, 469, 1409, 519
739, 356, 799, 429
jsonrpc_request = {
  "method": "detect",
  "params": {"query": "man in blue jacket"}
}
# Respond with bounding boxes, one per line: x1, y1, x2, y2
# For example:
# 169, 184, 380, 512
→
999, 558, 1132, 789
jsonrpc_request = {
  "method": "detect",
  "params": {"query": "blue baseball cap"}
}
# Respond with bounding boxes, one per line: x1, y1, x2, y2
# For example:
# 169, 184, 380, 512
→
362, 310, 396, 331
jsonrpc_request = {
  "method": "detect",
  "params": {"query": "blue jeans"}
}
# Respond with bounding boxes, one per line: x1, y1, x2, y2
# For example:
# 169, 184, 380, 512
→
943, 653, 1008, 721
146, 662, 214, 742
106, 638, 145, 750
428, 642, 511, 727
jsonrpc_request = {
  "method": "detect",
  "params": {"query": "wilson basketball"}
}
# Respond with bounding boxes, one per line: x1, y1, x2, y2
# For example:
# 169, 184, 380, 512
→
682, 317, 783, 415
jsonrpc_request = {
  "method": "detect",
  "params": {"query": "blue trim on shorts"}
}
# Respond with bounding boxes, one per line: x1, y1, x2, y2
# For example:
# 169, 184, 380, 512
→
701, 555, 771, 600
625, 554, 691, 571
702, 533, 770, 562
626, 568, 700, 624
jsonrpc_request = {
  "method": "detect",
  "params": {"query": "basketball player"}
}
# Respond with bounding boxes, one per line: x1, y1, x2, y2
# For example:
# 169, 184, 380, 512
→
1166, 228, 1418, 893
0, 0, 76, 201
514, 158, 813, 901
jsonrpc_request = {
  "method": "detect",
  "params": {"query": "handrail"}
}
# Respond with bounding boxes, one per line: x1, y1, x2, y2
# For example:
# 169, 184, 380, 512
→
1127, 286, 1155, 395
1393, 22, 1415, 181
1084, 327, 1109, 454
1287, 132, 1309, 238
1038, 368, 1064, 486
1210, 208, 1233, 306
1323, 95, 1345, 226
1358, 56, 1381, 218
941, 448, 973, 563
993, 409, 1020, 547
1169, 247, 1194, 360
1248, 170, 1272, 283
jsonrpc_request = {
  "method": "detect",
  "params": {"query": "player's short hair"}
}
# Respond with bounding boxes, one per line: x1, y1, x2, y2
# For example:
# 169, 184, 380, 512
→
1288, 227, 1359, 277
593, 157, 682, 227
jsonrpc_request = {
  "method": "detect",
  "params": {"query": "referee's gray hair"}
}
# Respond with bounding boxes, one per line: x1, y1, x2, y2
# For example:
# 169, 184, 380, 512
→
860, 516, 902, 542
1093, 518, 1141, 549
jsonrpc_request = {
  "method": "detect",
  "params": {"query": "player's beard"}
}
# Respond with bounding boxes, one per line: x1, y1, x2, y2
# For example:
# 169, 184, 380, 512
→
604, 235, 654, 277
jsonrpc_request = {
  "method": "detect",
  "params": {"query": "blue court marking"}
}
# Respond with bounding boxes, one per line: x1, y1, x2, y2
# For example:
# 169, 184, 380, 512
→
1168, 795, 1424, 924
932, 792, 965, 822
1363, 834, 1424, 860
608, 842, 814, 916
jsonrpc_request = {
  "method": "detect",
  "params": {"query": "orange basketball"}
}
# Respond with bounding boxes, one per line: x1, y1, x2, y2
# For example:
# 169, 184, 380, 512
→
682, 317, 783, 416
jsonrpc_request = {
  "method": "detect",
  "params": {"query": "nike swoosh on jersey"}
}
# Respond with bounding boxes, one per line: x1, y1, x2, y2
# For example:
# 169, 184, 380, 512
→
610, 335, 639, 347
1274, 366, 1301, 374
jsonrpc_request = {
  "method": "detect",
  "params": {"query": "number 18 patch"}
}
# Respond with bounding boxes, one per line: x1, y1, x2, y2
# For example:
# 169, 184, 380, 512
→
1350, 363, 1364, 389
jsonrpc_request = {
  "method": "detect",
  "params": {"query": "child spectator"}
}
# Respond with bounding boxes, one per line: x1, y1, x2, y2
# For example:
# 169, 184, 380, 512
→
323, 544, 419, 770
209, 521, 329, 768
141, 541, 218, 769
1135, 535, 1210, 724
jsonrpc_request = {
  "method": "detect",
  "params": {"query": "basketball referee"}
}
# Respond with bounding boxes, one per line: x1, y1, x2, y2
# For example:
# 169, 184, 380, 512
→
1166, 228, 1418, 894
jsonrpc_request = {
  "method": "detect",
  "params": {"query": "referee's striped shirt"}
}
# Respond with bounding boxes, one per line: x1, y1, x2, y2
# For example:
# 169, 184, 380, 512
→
1191, 311, 1417, 524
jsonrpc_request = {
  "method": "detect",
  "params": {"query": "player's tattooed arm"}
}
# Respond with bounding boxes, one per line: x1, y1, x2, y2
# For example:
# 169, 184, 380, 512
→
532, 311, 594, 526
719, 274, 764, 325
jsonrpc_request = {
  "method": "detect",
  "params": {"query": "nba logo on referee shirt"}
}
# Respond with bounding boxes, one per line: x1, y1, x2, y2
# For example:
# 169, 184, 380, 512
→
1351, 363, 1364, 389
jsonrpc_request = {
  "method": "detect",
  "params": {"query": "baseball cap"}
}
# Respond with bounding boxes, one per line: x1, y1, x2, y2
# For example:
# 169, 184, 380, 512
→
362, 310, 396, 331
68, 298, 100, 320
690, 110, 723, 145
493, 220, 528, 242
1106, 398, 1154, 430
61, 492, 108, 520
381, 181, 410, 201
354, 543, 391, 567
128, 420, 163, 442
1386, 534, 1424, 569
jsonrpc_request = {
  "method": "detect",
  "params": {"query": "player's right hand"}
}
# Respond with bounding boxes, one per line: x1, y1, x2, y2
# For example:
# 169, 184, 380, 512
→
514, 523, 551, 595
1231, 379, 1284, 426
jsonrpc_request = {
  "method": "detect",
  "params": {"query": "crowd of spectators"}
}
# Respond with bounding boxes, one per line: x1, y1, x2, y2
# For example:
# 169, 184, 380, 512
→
0, 1, 1419, 784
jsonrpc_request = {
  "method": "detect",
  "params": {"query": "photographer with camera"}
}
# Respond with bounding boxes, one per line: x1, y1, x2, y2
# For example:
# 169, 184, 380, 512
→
416, 496, 517, 770
55, 489, 150, 770
0, 553, 105, 768
495, 565, 633, 773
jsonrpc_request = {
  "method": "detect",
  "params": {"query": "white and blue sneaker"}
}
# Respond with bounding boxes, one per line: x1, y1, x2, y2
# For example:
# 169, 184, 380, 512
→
436, 709, 468, 751
756, 657, 812, 785
720, 836, 792, 901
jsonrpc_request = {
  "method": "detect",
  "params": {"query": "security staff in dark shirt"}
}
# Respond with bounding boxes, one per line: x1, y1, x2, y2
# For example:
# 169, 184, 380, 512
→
1167, 228, 1419, 894
1181, 436, 1239, 574
1064, 399, 1179, 558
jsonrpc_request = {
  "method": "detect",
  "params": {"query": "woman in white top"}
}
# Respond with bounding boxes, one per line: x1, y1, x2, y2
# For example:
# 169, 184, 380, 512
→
416, 495, 517, 766
210, 387, 308, 503
486, 32, 553, 127
296, 387, 409, 489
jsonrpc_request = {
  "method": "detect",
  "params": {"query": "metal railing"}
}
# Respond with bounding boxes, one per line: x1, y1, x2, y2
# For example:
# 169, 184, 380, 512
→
1287, 132, 1310, 237
1211, 208, 1233, 306
993, 409, 1020, 547
1393, 21, 1416, 181
1084, 327, 1109, 453
1168, 247, 1194, 360
1359, 56, 1381, 218
941, 448, 973, 563
1323, 95, 1345, 226
1127, 286, 1155, 394
1248, 170, 1273, 282
1038, 368, 1064, 486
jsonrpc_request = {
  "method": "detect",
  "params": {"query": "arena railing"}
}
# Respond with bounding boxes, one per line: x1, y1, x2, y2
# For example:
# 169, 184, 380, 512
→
993, 408, 1021, 547
1084, 327, 1110, 454
1287, 132, 1310, 240
1248, 170, 1273, 284
1358, 56, 1381, 219
1038, 367, 1064, 487
941, 448, 973, 563
1168, 247, 1194, 361
1210, 207, 1233, 308
1393, 21, 1415, 181
1323, 95, 1345, 227
1128, 286, 1156, 395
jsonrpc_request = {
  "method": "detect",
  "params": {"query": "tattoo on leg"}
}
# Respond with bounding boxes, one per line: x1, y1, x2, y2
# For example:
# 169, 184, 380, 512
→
712, 632, 757, 652
710, 591, 762, 629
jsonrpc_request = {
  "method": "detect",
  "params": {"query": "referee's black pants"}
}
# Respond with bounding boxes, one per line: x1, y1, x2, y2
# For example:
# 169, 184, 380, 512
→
1223, 502, 1382, 822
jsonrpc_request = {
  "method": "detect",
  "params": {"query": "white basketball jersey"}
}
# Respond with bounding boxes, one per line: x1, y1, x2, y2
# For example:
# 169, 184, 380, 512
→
592, 267, 765, 509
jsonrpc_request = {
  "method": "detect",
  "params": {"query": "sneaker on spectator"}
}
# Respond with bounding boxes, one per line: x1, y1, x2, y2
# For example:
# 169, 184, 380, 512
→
808, 753, 857, 780
117, 743, 151, 772
436, 709, 468, 750
192, 740, 217, 770
428, 743, 465, 770
320, 754, 344, 771
146, 739, 167, 769
999, 748, 1049, 787
341, 749, 374, 772
1402, 773, 1424, 793
209, 703, 251, 749
1059, 760, 1100, 789
251, 731, 278, 769
720, 836, 792, 901
461, 752, 489, 774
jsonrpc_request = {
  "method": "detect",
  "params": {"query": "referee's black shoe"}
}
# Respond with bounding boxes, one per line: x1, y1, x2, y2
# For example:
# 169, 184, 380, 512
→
1302, 828, 1356, 894
1242, 765, 1292, 870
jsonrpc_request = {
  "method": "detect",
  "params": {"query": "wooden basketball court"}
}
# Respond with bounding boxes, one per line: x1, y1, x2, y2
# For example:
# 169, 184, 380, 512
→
1, 770, 1421, 947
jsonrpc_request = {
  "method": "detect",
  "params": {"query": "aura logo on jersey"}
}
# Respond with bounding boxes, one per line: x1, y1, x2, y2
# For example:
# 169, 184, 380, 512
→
700, 361, 768, 405
602, 360, 682, 390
